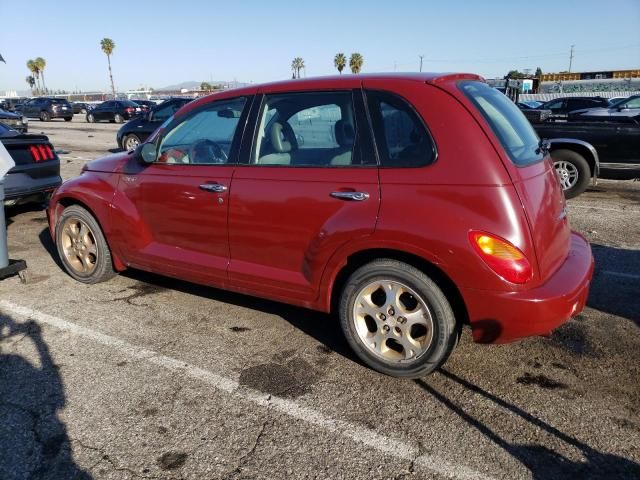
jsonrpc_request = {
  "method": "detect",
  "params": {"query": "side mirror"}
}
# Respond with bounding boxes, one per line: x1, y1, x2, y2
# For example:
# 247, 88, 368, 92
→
135, 143, 157, 164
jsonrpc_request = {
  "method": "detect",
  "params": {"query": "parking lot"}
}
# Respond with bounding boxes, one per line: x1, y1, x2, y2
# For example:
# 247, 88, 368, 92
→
1, 119, 639, 479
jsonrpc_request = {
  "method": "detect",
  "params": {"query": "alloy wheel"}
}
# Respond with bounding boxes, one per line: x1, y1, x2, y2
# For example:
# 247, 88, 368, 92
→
60, 217, 98, 275
352, 280, 434, 363
124, 135, 140, 150
554, 160, 579, 190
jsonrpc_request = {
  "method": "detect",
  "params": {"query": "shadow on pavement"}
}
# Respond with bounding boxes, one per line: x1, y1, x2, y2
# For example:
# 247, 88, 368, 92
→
589, 243, 640, 325
0, 313, 92, 479
417, 369, 640, 479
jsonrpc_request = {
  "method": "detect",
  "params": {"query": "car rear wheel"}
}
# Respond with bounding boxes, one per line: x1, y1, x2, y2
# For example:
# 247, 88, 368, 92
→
86, 113, 95, 123
40, 111, 50, 122
339, 259, 458, 378
551, 149, 590, 199
123, 134, 141, 151
56, 205, 117, 284
114, 113, 124, 123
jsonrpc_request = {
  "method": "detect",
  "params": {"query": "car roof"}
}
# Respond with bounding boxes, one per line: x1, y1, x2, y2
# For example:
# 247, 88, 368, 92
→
180, 72, 483, 116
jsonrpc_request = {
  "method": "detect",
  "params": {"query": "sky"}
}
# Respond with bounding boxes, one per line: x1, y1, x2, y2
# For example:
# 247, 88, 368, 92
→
1, 0, 639, 93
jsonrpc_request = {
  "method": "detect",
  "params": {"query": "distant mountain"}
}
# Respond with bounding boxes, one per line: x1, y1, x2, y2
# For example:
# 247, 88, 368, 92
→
158, 80, 248, 91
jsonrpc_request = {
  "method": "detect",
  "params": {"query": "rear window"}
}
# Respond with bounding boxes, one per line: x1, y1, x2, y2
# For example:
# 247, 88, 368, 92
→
51, 99, 70, 105
461, 81, 542, 166
121, 100, 140, 107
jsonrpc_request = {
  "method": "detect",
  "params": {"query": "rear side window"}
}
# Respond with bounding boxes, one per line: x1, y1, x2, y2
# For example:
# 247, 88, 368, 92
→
366, 90, 435, 167
461, 81, 543, 166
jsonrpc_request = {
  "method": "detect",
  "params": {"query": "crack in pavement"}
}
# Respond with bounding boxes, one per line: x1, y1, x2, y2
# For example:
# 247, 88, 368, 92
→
73, 438, 161, 479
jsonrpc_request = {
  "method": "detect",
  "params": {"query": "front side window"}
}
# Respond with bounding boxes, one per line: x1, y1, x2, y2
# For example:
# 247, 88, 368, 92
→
157, 97, 246, 165
461, 81, 543, 166
366, 90, 435, 168
252, 91, 365, 167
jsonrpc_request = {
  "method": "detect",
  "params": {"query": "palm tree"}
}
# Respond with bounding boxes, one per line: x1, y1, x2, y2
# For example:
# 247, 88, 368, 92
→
291, 57, 305, 79
26, 59, 40, 94
35, 57, 47, 93
349, 53, 364, 74
100, 38, 117, 97
25, 75, 36, 94
334, 53, 347, 74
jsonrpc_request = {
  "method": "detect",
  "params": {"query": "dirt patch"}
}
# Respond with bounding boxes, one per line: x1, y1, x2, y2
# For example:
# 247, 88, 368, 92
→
157, 451, 188, 470
239, 357, 323, 398
517, 373, 568, 390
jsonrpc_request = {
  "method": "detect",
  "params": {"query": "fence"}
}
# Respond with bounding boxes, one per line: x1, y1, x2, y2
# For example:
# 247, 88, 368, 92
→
520, 91, 640, 102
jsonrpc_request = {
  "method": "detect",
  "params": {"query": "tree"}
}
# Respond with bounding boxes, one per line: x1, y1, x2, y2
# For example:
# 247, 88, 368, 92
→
349, 53, 364, 74
535, 67, 542, 78
100, 38, 117, 98
35, 57, 47, 93
291, 57, 305, 79
26, 59, 41, 94
200, 81, 212, 92
504, 69, 528, 79
25, 75, 36, 94
334, 53, 347, 74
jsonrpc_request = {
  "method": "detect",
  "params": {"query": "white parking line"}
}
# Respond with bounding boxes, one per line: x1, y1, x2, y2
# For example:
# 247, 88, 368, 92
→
0, 300, 492, 480
600, 270, 640, 280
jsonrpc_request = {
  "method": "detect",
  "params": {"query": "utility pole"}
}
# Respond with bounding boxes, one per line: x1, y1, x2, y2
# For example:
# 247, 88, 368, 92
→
419, 55, 424, 72
568, 45, 575, 73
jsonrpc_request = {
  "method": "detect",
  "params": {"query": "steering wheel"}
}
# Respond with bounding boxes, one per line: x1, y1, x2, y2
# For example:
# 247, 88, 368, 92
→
189, 139, 227, 164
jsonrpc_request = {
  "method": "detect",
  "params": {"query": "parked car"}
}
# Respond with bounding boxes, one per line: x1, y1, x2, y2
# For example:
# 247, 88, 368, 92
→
116, 97, 194, 150
71, 102, 93, 114
18, 97, 73, 122
1, 122, 62, 206
0, 109, 28, 133
47, 74, 593, 378
130, 99, 156, 112
534, 120, 640, 185
539, 96, 609, 119
86, 100, 143, 123
0, 97, 29, 112
568, 95, 640, 122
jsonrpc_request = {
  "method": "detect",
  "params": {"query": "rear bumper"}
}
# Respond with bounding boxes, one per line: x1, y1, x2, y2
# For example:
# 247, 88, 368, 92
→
4, 171, 62, 201
461, 232, 594, 344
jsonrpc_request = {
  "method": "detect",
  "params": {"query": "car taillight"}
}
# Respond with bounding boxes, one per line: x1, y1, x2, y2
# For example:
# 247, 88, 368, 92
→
29, 144, 55, 162
469, 231, 533, 284
125, 107, 134, 113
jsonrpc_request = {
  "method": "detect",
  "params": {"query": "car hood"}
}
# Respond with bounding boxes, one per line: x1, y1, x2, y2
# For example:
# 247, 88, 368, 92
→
0, 109, 21, 119
85, 151, 133, 173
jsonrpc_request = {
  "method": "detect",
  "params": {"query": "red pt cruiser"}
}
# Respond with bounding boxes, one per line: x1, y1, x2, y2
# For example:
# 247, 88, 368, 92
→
47, 74, 594, 378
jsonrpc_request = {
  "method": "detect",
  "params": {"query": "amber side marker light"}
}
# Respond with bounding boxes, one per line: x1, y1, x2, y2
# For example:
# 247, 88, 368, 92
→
469, 231, 533, 284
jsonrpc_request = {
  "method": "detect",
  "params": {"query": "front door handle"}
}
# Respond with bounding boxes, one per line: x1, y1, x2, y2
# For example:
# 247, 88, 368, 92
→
199, 183, 227, 193
330, 191, 370, 201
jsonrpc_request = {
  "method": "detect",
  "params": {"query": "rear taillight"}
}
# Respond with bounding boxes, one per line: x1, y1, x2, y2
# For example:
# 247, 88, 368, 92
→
29, 144, 55, 162
125, 107, 134, 113
469, 231, 533, 284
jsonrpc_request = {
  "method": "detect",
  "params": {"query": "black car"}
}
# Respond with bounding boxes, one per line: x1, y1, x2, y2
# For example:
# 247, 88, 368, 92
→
539, 96, 609, 119
0, 97, 29, 112
116, 97, 193, 150
18, 97, 74, 122
0, 109, 28, 133
71, 102, 93, 114
1, 123, 62, 205
86, 100, 143, 123
568, 95, 640, 122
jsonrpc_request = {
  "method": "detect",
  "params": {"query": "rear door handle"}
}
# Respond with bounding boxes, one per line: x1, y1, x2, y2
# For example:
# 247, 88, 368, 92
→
330, 191, 369, 201
199, 183, 227, 193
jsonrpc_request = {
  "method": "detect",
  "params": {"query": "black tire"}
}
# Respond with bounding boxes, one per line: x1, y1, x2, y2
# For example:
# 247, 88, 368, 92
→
40, 111, 50, 122
551, 149, 591, 199
339, 259, 458, 378
64, 117, 72, 122
122, 134, 141, 151
86, 113, 95, 123
55, 205, 117, 284
114, 114, 123, 123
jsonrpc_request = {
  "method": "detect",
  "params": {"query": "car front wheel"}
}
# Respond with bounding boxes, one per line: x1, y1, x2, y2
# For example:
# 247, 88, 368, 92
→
122, 134, 141, 151
55, 205, 117, 284
339, 259, 458, 378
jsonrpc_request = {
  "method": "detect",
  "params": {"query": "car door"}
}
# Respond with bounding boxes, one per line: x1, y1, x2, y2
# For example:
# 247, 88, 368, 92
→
112, 95, 250, 287
92, 102, 107, 121
227, 88, 380, 304
24, 99, 39, 117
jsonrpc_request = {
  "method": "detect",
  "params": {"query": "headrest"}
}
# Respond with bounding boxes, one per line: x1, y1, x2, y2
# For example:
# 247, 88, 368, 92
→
271, 122, 292, 153
334, 119, 355, 147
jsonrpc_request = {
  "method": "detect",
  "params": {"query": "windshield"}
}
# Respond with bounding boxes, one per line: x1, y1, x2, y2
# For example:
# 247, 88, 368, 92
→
460, 81, 543, 166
